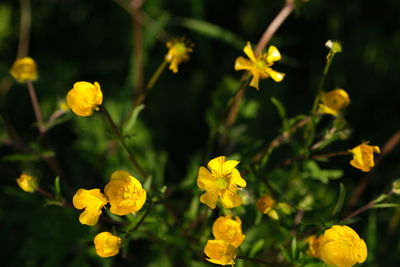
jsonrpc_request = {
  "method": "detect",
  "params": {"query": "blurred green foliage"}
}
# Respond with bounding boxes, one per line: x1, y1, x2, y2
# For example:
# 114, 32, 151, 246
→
1, 0, 400, 266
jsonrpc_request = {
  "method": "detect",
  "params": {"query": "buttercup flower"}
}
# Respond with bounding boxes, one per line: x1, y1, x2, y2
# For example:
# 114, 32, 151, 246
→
72, 188, 108, 226
256, 195, 279, 220
94, 232, 122, 258
204, 239, 237, 266
320, 225, 367, 267
165, 37, 193, 73
197, 156, 247, 209
306, 235, 324, 258
10, 57, 38, 82
104, 170, 147, 216
66, 81, 103, 117
319, 89, 350, 115
212, 216, 245, 248
349, 142, 380, 172
16, 173, 38, 193
234, 42, 285, 90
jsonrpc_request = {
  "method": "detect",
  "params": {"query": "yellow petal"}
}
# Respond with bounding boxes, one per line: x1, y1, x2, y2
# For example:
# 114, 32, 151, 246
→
234, 57, 254, 71
222, 160, 240, 174
207, 156, 226, 176
267, 45, 282, 62
197, 166, 215, 190
267, 209, 279, 220
373, 146, 380, 154
249, 73, 260, 90
200, 191, 218, 209
79, 208, 101, 226
230, 169, 246, 187
267, 68, 285, 82
243, 42, 257, 62
220, 191, 242, 208
319, 103, 339, 115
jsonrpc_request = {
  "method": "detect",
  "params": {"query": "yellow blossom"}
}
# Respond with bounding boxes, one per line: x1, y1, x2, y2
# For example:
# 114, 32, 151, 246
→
204, 239, 236, 266
212, 216, 245, 248
10, 57, 38, 82
320, 225, 367, 267
234, 42, 285, 90
104, 170, 147, 216
306, 235, 324, 258
349, 142, 380, 172
319, 89, 350, 115
165, 37, 193, 73
94, 232, 122, 258
256, 195, 279, 220
197, 156, 247, 209
66, 81, 103, 117
72, 188, 108, 226
16, 173, 38, 193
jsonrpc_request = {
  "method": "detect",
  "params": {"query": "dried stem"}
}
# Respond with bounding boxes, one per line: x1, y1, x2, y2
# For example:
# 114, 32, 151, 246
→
342, 191, 393, 222
131, 0, 145, 100
223, 0, 295, 134
26, 81, 44, 134
17, 0, 31, 59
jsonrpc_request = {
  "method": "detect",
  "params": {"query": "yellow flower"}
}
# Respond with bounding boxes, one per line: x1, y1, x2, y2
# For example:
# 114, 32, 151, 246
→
16, 173, 38, 193
104, 170, 147, 216
197, 156, 247, 209
72, 188, 108, 226
256, 195, 279, 220
66, 81, 103, 117
349, 142, 380, 172
320, 225, 367, 267
306, 235, 324, 258
204, 239, 237, 266
212, 216, 245, 248
234, 42, 285, 90
319, 89, 350, 115
165, 37, 193, 73
10, 57, 38, 82
94, 232, 122, 258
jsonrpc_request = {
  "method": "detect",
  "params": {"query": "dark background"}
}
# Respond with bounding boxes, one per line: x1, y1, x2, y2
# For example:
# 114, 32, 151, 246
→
1, 0, 400, 266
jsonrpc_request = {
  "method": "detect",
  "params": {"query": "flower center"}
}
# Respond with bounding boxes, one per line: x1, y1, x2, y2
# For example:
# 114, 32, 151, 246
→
255, 59, 268, 69
173, 43, 187, 55
215, 176, 229, 190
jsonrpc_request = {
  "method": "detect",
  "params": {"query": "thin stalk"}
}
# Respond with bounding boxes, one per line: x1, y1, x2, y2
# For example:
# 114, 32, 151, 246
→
131, 0, 144, 99
17, 0, 31, 59
147, 61, 168, 89
26, 81, 44, 133
342, 191, 393, 222
224, 0, 295, 130
100, 106, 146, 178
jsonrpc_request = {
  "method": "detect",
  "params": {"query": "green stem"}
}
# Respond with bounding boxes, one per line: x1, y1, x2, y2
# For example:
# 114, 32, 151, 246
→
100, 106, 146, 178
147, 61, 168, 89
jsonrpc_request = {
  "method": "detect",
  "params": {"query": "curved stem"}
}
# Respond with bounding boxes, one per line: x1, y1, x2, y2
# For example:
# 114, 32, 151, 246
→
26, 81, 44, 134
100, 106, 147, 178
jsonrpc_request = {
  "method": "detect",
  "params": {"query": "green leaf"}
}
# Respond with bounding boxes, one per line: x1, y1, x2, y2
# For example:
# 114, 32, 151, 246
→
332, 183, 346, 215
249, 239, 264, 257
373, 194, 389, 204
278, 244, 291, 262
271, 97, 289, 131
176, 18, 245, 49
54, 176, 61, 196
123, 104, 145, 134
371, 203, 399, 208
291, 237, 297, 260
